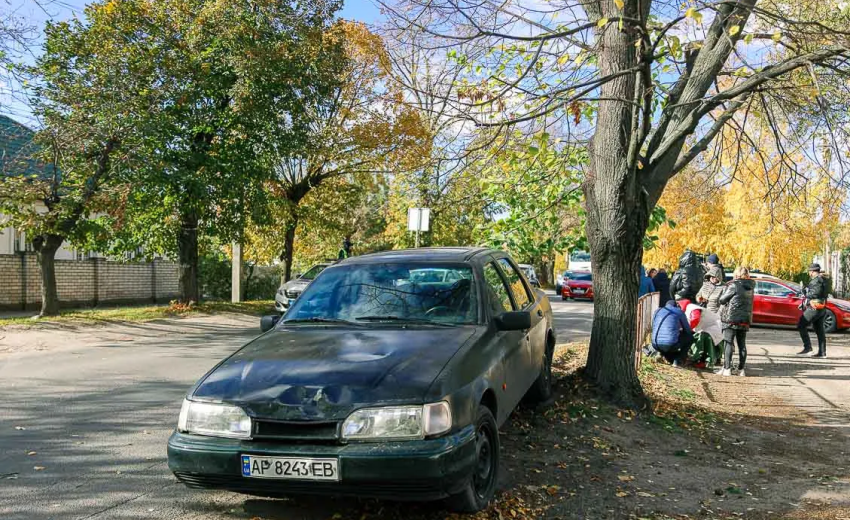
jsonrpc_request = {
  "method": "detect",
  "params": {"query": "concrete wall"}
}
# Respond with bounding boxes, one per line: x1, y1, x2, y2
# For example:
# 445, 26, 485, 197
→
0, 254, 180, 310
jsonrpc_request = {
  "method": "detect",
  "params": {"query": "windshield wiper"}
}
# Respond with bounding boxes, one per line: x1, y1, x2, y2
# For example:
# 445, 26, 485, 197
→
354, 315, 455, 327
282, 317, 361, 326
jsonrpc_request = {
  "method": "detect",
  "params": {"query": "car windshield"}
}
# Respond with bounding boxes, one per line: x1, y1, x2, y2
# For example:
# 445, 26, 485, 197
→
570, 273, 592, 281
570, 251, 591, 262
284, 263, 477, 325
301, 265, 327, 280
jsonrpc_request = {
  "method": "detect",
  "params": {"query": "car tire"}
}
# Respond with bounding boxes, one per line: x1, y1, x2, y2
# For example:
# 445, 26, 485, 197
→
445, 406, 500, 513
561, 294, 567, 301
824, 310, 838, 333
525, 337, 554, 405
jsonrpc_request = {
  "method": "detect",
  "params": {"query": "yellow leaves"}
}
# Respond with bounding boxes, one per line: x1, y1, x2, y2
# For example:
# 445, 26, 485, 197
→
618, 475, 635, 482
685, 7, 703, 23
729, 25, 741, 37
614, 0, 625, 9
772, 31, 782, 42
557, 53, 571, 66
597, 17, 609, 28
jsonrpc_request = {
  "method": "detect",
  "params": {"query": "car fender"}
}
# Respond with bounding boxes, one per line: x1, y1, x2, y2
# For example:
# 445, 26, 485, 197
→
426, 327, 511, 427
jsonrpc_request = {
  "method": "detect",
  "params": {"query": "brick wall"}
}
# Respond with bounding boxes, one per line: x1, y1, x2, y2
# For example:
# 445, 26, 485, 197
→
0, 253, 180, 310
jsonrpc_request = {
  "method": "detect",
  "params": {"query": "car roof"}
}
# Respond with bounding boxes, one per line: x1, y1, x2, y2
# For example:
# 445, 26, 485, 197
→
341, 247, 495, 264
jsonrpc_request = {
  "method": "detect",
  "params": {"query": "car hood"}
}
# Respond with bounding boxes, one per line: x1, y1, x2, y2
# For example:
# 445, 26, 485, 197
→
281, 279, 310, 292
191, 325, 478, 421
567, 280, 592, 288
829, 297, 850, 309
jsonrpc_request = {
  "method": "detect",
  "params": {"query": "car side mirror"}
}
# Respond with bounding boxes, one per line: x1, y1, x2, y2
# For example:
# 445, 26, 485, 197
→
294, 273, 302, 279
260, 315, 281, 332
495, 311, 531, 331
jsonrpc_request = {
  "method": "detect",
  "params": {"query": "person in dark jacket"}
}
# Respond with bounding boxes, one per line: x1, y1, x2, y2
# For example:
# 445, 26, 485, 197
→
797, 263, 830, 357
670, 250, 705, 302
651, 299, 694, 366
654, 269, 672, 307
716, 266, 755, 376
697, 265, 725, 314
639, 266, 655, 298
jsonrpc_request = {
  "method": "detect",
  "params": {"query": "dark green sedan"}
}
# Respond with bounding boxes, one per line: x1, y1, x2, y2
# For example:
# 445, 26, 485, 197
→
168, 247, 556, 512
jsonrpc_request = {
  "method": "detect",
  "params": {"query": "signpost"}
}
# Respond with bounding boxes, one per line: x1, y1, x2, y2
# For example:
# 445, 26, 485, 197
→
407, 208, 430, 248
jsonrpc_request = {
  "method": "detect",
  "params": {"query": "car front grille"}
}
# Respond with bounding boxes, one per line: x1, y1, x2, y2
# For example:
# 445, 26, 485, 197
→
284, 290, 301, 299
252, 419, 339, 443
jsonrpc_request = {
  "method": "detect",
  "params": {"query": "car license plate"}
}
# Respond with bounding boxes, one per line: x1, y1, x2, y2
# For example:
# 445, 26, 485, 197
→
241, 455, 339, 481
573, 288, 585, 294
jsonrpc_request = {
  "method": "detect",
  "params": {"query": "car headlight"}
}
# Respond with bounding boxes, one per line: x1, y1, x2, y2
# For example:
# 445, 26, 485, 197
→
342, 402, 451, 441
177, 399, 252, 439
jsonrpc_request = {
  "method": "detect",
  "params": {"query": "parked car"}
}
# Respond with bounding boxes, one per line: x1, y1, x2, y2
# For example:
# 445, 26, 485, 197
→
274, 263, 331, 313
562, 271, 593, 301
168, 247, 556, 512
518, 263, 540, 288
752, 278, 850, 332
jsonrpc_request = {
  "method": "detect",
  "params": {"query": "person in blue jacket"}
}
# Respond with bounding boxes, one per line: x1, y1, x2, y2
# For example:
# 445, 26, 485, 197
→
651, 299, 694, 366
639, 265, 655, 297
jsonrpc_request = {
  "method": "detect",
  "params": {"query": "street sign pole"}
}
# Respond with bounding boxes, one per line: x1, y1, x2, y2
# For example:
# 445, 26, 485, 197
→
408, 207, 429, 248
415, 209, 421, 248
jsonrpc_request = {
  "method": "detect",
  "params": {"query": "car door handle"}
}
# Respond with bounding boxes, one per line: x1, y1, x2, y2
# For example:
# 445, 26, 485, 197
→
537, 309, 543, 317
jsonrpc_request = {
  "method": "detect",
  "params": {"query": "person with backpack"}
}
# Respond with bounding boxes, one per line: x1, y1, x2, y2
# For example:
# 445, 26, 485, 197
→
797, 263, 830, 358
670, 250, 705, 302
716, 266, 755, 377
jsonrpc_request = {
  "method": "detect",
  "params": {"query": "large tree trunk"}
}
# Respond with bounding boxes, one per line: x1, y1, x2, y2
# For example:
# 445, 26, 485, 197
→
281, 216, 298, 282
582, 4, 651, 407
35, 234, 64, 317
178, 209, 200, 304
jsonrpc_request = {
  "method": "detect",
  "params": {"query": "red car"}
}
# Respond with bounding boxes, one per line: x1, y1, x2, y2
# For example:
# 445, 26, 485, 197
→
562, 271, 594, 301
752, 278, 850, 332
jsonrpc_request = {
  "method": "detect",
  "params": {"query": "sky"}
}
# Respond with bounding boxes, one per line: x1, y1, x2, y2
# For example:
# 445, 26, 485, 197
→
1, 0, 383, 125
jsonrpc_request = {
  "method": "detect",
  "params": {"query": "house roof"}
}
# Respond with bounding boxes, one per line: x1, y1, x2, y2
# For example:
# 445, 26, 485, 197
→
0, 115, 53, 180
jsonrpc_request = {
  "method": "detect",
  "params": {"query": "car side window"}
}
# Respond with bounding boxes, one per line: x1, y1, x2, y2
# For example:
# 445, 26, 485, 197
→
763, 282, 793, 297
755, 281, 769, 296
497, 258, 533, 309
483, 263, 514, 314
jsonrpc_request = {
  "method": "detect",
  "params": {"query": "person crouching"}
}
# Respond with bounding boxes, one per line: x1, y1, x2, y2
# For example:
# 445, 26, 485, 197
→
651, 299, 694, 367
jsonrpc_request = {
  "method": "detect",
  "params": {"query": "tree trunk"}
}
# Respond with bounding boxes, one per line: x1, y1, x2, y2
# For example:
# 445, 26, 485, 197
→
582, 6, 651, 407
178, 209, 199, 304
35, 234, 64, 317
281, 216, 298, 282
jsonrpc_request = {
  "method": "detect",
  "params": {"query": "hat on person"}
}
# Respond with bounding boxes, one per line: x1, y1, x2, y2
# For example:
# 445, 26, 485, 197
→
808, 263, 821, 272
707, 253, 719, 264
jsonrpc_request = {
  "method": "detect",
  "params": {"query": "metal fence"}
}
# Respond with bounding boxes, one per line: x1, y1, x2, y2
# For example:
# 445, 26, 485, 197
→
634, 291, 660, 369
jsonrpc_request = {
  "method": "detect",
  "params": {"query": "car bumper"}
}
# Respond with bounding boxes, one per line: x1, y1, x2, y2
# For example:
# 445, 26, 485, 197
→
167, 425, 477, 501
274, 294, 296, 313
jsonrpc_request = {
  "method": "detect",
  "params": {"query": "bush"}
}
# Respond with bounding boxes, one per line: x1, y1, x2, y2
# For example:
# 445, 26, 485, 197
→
199, 254, 232, 300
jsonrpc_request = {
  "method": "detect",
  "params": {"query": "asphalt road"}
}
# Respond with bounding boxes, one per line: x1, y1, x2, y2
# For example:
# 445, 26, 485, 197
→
0, 293, 591, 520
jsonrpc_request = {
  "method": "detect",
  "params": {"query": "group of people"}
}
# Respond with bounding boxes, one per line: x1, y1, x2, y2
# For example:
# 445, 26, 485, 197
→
646, 251, 830, 377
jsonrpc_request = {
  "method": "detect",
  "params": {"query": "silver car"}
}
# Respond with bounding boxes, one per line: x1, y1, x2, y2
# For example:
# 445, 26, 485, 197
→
274, 263, 331, 313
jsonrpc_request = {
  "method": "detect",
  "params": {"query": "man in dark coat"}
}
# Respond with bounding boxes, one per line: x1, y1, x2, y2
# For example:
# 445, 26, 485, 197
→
797, 263, 830, 357
654, 269, 672, 307
670, 250, 705, 302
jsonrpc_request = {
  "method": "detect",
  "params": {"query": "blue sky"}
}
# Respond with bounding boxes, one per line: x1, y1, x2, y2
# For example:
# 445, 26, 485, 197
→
2, 0, 383, 125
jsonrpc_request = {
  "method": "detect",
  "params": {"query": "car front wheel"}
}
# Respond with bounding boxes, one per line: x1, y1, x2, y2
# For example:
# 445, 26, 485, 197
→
824, 309, 838, 333
445, 406, 499, 513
